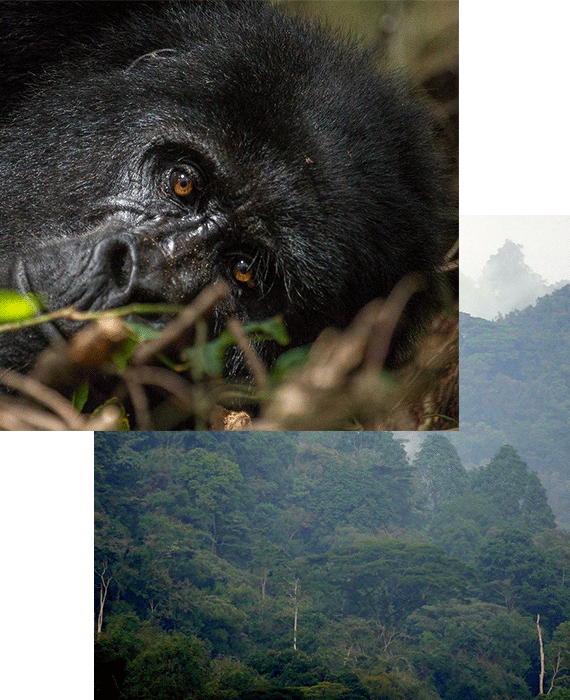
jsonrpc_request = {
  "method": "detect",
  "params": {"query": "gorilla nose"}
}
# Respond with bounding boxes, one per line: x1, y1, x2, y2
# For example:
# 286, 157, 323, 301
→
96, 236, 138, 307
18, 231, 140, 312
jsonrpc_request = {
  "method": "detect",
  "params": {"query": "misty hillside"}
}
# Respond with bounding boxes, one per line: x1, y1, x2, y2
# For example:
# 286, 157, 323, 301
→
458, 284, 570, 526
460, 239, 569, 319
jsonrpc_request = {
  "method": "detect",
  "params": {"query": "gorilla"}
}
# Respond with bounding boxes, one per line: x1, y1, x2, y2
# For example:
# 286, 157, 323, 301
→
0, 1, 454, 379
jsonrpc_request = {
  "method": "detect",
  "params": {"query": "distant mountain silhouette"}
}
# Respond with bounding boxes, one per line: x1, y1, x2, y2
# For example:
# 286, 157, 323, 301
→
460, 239, 569, 319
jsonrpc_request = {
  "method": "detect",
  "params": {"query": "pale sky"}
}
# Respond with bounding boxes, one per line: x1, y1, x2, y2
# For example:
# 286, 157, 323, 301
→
460, 215, 570, 284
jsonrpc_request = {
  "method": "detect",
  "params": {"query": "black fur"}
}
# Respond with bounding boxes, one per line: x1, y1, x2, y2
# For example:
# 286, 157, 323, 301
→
0, 0, 452, 375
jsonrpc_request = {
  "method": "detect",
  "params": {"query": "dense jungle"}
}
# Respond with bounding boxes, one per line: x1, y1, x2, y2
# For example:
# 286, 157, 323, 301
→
95, 432, 570, 700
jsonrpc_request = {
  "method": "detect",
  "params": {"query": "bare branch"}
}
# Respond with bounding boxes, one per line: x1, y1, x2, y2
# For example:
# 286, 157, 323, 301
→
130, 281, 229, 365
226, 317, 269, 391
0, 367, 85, 430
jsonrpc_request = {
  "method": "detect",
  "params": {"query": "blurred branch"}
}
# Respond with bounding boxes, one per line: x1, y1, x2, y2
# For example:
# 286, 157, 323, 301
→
0, 274, 458, 431
130, 282, 229, 365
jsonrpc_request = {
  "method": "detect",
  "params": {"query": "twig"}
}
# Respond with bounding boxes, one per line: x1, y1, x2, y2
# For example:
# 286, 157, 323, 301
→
31, 317, 129, 389
122, 366, 198, 413
365, 274, 425, 367
130, 282, 229, 365
435, 239, 459, 273
443, 238, 459, 263
0, 407, 37, 430
0, 302, 187, 333
537, 613, 545, 696
226, 317, 269, 390
0, 398, 69, 430
123, 373, 153, 430
0, 367, 85, 430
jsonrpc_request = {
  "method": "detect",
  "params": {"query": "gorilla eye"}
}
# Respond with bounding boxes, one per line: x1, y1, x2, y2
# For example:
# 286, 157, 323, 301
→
168, 168, 196, 199
233, 259, 255, 288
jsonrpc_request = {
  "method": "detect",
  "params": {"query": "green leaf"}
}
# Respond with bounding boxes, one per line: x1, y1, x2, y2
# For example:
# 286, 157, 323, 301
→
111, 337, 138, 370
181, 340, 226, 378
269, 345, 310, 382
123, 321, 163, 342
180, 316, 291, 378
241, 316, 291, 346
71, 381, 90, 412
0, 289, 41, 323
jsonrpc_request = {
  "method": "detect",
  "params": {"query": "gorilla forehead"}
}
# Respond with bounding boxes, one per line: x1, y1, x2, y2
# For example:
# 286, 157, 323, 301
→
32, 4, 377, 170
92, 52, 323, 164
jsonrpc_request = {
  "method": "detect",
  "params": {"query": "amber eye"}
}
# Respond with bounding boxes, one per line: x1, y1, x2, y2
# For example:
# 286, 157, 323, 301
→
169, 168, 194, 198
233, 259, 255, 287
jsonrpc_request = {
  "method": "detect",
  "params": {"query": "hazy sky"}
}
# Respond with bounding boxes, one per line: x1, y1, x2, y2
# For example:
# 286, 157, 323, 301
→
461, 215, 570, 284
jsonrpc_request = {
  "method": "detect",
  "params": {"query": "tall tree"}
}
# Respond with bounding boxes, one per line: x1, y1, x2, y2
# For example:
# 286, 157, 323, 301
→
471, 445, 555, 530
477, 238, 550, 318
413, 434, 467, 514
477, 529, 570, 630
309, 540, 474, 623
407, 600, 535, 700
124, 632, 209, 700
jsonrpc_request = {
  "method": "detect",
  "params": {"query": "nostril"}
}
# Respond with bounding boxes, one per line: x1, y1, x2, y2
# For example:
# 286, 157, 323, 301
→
92, 235, 138, 309
106, 240, 135, 291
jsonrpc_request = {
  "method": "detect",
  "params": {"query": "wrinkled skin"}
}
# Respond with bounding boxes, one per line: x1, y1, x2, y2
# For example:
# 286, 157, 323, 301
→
0, 0, 452, 375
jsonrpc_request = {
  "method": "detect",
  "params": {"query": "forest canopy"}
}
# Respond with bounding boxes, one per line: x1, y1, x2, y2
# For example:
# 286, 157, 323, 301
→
95, 432, 570, 700
459, 284, 570, 527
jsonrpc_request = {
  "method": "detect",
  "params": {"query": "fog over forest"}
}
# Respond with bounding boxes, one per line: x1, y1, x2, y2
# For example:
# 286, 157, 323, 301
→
460, 239, 569, 320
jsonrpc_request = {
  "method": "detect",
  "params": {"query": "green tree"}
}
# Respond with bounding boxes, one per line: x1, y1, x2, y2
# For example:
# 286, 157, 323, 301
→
471, 445, 555, 531
545, 689, 570, 700
413, 434, 467, 514
535, 529, 570, 591
477, 529, 569, 630
95, 614, 143, 700
95, 619, 209, 700
427, 507, 483, 561
248, 649, 328, 687
309, 540, 474, 623
124, 631, 209, 700
174, 448, 252, 559
203, 657, 265, 699
287, 437, 414, 550
456, 288, 570, 528
407, 599, 535, 700
361, 670, 439, 700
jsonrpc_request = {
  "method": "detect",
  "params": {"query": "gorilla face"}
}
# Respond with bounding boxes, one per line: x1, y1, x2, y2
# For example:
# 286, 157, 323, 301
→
0, 1, 451, 375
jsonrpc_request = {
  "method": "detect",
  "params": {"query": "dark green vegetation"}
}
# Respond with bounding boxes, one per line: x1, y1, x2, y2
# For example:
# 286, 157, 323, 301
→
95, 433, 570, 700
460, 284, 570, 527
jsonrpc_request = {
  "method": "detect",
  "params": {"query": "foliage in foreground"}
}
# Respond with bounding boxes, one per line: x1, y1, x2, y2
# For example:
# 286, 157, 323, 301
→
1, 277, 458, 430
